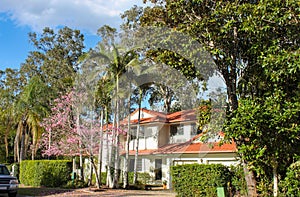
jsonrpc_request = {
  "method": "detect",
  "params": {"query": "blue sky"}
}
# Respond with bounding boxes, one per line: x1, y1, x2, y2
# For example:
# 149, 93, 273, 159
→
0, 0, 147, 70
0, 0, 226, 99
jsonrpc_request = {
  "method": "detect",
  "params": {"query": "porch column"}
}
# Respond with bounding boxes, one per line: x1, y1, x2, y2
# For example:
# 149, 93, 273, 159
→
166, 157, 172, 189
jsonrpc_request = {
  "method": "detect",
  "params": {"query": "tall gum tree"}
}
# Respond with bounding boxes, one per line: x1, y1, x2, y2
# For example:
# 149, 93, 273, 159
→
139, 0, 299, 196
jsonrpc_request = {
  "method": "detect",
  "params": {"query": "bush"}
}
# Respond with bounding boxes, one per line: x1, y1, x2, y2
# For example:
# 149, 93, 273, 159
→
280, 161, 300, 196
127, 172, 153, 185
171, 164, 231, 197
64, 179, 88, 189
20, 160, 72, 187
229, 165, 247, 196
91, 172, 107, 186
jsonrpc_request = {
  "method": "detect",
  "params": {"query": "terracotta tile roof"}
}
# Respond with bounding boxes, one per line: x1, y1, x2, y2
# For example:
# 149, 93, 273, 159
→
122, 140, 236, 156
166, 109, 197, 123
125, 149, 157, 155
153, 141, 236, 154
120, 108, 197, 125
140, 108, 167, 118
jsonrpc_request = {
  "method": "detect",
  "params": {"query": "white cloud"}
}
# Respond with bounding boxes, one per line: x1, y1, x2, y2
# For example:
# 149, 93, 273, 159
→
0, 0, 147, 33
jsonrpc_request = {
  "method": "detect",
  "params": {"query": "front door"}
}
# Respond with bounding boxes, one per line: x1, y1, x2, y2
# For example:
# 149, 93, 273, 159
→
155, 159, 162, 180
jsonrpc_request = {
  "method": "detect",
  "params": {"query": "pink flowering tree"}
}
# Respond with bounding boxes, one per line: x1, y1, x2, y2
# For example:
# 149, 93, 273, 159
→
39, 90, 127, 188
40, 91, 80, 156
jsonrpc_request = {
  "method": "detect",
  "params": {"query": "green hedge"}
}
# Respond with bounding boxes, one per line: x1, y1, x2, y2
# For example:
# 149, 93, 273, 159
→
20, 160, 72, 187
171, 164, 231, 197
280, 161, 300, 196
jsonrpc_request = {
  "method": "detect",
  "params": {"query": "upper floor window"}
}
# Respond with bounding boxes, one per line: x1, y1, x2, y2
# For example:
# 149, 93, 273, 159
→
144, 127, 153, 138
191, 123, 201, 136
130, 126, 153, 138
170, 124, 184, 136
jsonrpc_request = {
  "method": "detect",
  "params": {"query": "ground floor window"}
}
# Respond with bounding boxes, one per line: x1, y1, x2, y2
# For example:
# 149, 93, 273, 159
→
129, 159, 142, 172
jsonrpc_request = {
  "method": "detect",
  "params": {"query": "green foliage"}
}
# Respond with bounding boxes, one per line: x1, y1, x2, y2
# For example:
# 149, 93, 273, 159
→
171, 164, 231, 197
229, 165, 247, 196
128, 172, 153, 185
280, 161, 300, 196
256, 176, 273, 197
91, 172, 107, 185
226, 95, 300, 195
23, 26, 84, 95
196, 100, 212, 132
64, 179, 88, 189
19, 160, 72, 187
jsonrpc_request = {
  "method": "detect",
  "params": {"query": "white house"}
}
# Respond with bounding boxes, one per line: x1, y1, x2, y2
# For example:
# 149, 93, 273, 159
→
119, 108, 238, 189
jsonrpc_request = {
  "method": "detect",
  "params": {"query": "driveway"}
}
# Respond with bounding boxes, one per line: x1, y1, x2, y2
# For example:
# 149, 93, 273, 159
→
0, 188, 176, 197
46, 188, 176, 197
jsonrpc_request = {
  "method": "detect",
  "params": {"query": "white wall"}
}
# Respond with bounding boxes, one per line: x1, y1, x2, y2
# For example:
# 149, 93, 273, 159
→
130, 110, 154, 120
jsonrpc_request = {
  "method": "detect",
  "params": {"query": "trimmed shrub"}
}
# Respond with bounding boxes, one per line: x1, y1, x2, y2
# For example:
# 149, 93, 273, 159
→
280, 161, 300, 196
171, 164, 231, 197
64, 179, 88, 189
128, 172, 153, 185
20, 160, 72, 187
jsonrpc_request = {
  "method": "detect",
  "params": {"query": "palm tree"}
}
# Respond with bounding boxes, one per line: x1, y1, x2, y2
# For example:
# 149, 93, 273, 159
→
90, 36, 139, 188
14, 76, 50, 162
94, 76, 113, 189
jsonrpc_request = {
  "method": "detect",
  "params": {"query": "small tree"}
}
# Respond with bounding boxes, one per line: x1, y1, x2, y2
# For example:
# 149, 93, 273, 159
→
40, 91, 105, 188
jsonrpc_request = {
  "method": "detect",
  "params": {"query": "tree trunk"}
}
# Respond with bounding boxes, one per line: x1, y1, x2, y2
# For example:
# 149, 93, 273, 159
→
5, 125, 10, 161
20, 126, 26, 162
88, 157, 93, 186
160, 86, 172, 113
113, 76, 120, 189
242, 161, 257, 197
72, 157, 76, 178
91, 156, 101, 189
123, 90, 131, 189
79, 146, 84, 181
223, 25, 257, 195
273, 163, 278, 197
76, 110, 84, 181
133, 89, 142, 185
106, 132, 113, 187
106, 106, 113, 188
14, 123, 21, 162
97, 110, 104, 189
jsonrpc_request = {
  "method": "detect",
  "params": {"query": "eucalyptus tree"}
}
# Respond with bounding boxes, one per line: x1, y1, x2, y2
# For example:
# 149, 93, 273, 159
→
227, 47, 300, 196
121, 5, 207, 113
139, 0, 299, 195
121, 6, 207, 112
20, 26, 84, 98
